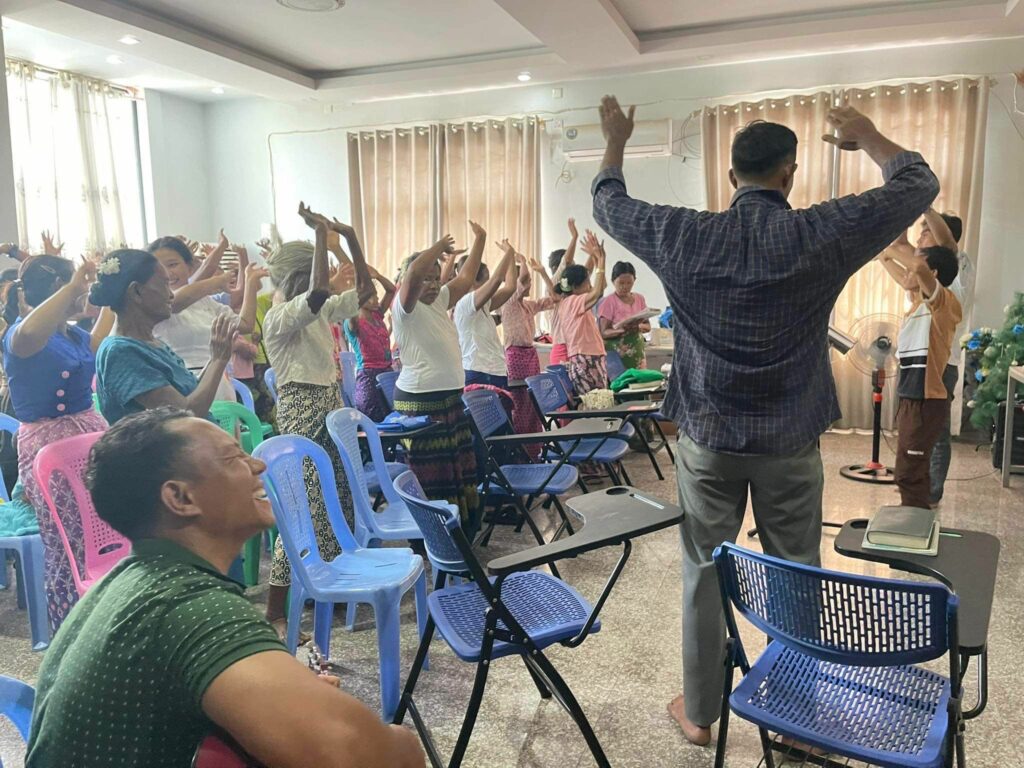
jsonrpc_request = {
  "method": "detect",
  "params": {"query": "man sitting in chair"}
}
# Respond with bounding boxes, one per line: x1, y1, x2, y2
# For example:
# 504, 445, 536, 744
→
26, 407, 424, 768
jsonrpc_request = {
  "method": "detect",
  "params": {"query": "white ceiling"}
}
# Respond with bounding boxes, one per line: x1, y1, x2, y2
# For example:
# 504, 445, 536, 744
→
0, 0, 1021, 103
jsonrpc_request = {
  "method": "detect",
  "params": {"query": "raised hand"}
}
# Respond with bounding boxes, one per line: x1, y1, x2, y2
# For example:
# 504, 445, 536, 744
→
433, 234, 456, 254
567, 217, 578, 240
469, 220, 486, 240
599, 95, 635, 144
231, 243, 249, 260
330, 218, 357, 240
495, 239, 515, 256
329, 263, 356, 293
255, 237, 272, 256
580, 229, 604, 258
69, 255, 98, 296
298, 202, 327, 232
217, 228, 229, 251
209, 313, 239, 362
527, 255, 545, 272
245, 263, 269, 286
41, 229, 64, 256
822, 106, 879, 151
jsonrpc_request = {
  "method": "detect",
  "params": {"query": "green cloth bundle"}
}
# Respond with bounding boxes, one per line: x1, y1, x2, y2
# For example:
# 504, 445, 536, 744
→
609, 368, 664, 392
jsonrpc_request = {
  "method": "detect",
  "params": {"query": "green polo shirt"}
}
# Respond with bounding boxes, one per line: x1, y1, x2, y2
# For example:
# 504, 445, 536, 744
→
26, 538, 285, 768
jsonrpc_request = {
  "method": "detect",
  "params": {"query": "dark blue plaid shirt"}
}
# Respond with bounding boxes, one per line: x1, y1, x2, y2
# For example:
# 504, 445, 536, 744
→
592, 152, 939, 454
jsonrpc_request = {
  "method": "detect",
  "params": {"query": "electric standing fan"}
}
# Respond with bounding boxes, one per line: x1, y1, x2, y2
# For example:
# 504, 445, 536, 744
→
839, 313, 902, 484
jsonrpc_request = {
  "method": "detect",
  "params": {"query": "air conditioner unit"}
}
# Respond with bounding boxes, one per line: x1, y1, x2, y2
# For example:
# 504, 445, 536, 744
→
561, 119, 673, 162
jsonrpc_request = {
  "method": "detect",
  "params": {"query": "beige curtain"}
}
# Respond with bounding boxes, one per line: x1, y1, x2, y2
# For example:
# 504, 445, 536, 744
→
347, 125, 440, 281
831, 78, 987, 429
701, 92, 835, 212
441, 117, 540, 272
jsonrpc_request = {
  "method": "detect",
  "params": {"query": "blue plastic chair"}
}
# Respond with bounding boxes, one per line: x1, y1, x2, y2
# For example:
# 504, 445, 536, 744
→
545, 364, 574, 403
392, 470, 606, 768
605, 349, 626, 382
325, 408, 423, 629
263, 367, 278, 404
713, 543, 963, 768
527, 371, 635, 443
376, 370, 399, 411
252, 434, 427, 721
0, 413, 49, 651
0, 674, 34, 764
339, 350, 357, 409
461, 390, 579, 545
230, 377, 256, 411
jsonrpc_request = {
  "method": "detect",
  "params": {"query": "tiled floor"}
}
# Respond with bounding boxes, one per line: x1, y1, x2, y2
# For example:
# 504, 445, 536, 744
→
1, 433, 1021, 767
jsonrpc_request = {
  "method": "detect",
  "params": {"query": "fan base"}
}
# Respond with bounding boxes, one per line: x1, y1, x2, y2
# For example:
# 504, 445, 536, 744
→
840, 464, 896, 484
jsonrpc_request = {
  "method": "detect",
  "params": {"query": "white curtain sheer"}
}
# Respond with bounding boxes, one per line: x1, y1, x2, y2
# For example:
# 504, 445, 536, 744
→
6, 60, 145, 255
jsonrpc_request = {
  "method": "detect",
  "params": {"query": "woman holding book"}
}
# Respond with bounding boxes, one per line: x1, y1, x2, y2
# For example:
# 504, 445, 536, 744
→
598, 260, 650, 370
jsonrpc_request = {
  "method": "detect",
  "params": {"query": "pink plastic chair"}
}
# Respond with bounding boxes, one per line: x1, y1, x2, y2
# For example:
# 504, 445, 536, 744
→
33, 432, 130, 597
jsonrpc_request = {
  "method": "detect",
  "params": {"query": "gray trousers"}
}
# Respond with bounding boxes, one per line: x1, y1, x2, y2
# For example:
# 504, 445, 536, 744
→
676, 433, 823, 727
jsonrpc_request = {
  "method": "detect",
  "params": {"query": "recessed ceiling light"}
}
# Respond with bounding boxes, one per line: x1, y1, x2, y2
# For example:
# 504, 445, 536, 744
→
276, 0, 345, 10
106, 55, 124, 65
211, 86, 225, 95
517, 72, 532, 82
118, 35, 140, 45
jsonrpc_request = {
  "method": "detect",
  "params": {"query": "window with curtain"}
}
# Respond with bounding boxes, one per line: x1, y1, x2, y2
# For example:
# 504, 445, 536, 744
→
348, 117, 540, 281
701, 78, 987, 432
5, 59, 146, 256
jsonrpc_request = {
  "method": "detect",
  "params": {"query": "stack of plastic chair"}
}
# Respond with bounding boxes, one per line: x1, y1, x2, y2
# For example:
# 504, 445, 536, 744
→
326, 408, 423, 630
210, 400, 273, 587
230, 377, 273, 439
252, 434, 427, 721
392, 470, 608, 768
263, 367, 278, 405
0, 675, 34, 766
713, 542, 964, 768
33, 432, 130, 597
0, 414, 49, 650
339, 350, 357, 408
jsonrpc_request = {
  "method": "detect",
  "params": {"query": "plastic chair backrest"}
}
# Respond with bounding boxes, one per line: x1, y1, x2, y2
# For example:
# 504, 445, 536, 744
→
230, 378, 256, 412
546, 364, 575, 399
33, 432, 130, 595
264, 368, 278, 404
714, 542, 957, 667
0, 675, 34, 743
525, 373, 568, 419
393, 470, 467, 575
324, 408, 386, 539
252, 435, 359, 584
376, 370, 399, 410
605, 349, 626, 381
339, 351, 357, 408
210, 400, 266, 452
461, 389, 512, 440
0, 413, 21, 503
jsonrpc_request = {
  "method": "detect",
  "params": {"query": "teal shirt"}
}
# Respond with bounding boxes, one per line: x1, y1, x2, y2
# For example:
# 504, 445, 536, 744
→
95, 336, 199, 424
26, 538, 285, 768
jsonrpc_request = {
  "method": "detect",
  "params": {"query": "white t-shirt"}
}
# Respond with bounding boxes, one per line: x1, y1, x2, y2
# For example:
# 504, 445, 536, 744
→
155, 295, 235, 401
454, 292, 508, 377
263, 290, 360, 388
393, 285, 464, 393
947, 250, 973, 360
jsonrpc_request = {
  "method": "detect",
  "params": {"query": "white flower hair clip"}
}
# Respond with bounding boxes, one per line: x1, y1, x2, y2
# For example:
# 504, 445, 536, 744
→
97, 257, 121, 276
560, 276, 571, 292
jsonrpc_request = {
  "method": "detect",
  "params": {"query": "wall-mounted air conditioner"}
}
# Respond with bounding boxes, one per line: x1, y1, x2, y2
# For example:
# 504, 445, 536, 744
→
560, 119, 673, 163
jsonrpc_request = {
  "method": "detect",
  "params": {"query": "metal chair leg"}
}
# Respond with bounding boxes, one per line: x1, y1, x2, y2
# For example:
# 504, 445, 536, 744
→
714, 643, 737, 768
618, 460, 633, 486
393, 616, 436, 725
523, 655, 552, 699
551, 495, 576, 536
652, 418, 675, 464
447, 631, 495, 768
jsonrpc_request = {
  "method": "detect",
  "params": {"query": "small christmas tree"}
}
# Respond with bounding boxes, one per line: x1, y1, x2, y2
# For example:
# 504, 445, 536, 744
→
964, 291, 1024, 429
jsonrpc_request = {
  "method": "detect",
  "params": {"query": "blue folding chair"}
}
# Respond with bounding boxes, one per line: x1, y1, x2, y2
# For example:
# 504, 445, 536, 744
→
263, 367, 278, 404
604, 349, 626, 382
0, 413, 49, 651
462, 390, 579, 547
545, 364, 575, 404
326, 408, 422, 629
376, 370, 399, 411
253, 434, 428, 721
339, 350, 357, 408
713, 543, 963, 768
393, 470, 608, 768
527, 372, 635, 443
0, 675, 34, 765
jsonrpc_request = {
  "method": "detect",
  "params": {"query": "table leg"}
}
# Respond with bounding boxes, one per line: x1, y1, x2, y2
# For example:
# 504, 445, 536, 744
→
961, 647, 988, 720
1003, 379, 1017, 488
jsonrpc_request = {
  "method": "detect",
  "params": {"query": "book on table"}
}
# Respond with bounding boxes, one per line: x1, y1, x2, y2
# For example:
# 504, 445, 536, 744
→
613, 308, 660, 330
862, 505, 939, 556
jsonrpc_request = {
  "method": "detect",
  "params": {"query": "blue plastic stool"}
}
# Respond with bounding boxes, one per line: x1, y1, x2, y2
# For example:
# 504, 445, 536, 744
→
0, 534, 48, 650
0, 674, 34, 766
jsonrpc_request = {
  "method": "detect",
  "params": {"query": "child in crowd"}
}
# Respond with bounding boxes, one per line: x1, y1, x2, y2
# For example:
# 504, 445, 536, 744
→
453, 239, 517, 388
882, 244, 962, 508
554, 231, 608, 395
598, 260, 650, 370
343, 265, 397, 421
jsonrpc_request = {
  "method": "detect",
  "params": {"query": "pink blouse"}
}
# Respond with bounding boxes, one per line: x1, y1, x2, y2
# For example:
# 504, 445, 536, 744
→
500, 281, 558, 348
598, 292, 648, 328
558, 294, 605, 357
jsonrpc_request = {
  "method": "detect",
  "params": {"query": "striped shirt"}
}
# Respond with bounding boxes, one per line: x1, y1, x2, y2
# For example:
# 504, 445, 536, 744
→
592, 151, 939, 454
897, 285, 962, 400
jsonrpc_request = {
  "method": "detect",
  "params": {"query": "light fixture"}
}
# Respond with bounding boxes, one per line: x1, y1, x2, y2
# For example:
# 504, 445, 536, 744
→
276, 0, 345, 10
118, 35, 140, 45
106, 55, 124, 65
211, 86, 225, 95
517, 72, 532, 82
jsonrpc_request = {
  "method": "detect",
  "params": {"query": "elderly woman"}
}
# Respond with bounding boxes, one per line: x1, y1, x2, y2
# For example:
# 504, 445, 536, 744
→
2, 255, 113, 630
90, 249, 242, 424
391, 221, 486, 532
261, 203, 374, 638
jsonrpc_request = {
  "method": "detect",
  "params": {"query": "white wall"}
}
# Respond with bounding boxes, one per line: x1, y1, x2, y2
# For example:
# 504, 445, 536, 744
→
199, 36, 1024, 324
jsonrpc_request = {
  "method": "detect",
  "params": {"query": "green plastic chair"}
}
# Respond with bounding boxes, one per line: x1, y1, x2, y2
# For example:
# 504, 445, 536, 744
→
210, 400, 277, 587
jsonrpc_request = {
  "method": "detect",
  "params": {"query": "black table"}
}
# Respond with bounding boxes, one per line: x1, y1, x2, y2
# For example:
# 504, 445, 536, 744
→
834, 519, 1000, 719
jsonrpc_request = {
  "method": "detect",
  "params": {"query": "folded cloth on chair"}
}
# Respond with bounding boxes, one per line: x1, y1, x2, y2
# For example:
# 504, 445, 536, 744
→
609, 368, 665, 392
378, 412, 433, 432
0, 481, 40, 536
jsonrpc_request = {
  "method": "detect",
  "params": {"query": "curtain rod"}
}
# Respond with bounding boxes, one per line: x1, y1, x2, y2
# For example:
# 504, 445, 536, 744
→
4, 57, 138, 98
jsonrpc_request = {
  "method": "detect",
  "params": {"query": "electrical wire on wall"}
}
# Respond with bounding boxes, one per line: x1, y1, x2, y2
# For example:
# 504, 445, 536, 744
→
666, 111, 704, 207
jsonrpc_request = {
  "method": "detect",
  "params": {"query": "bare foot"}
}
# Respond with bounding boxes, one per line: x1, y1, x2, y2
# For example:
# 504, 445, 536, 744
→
667, 694, 712, 747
